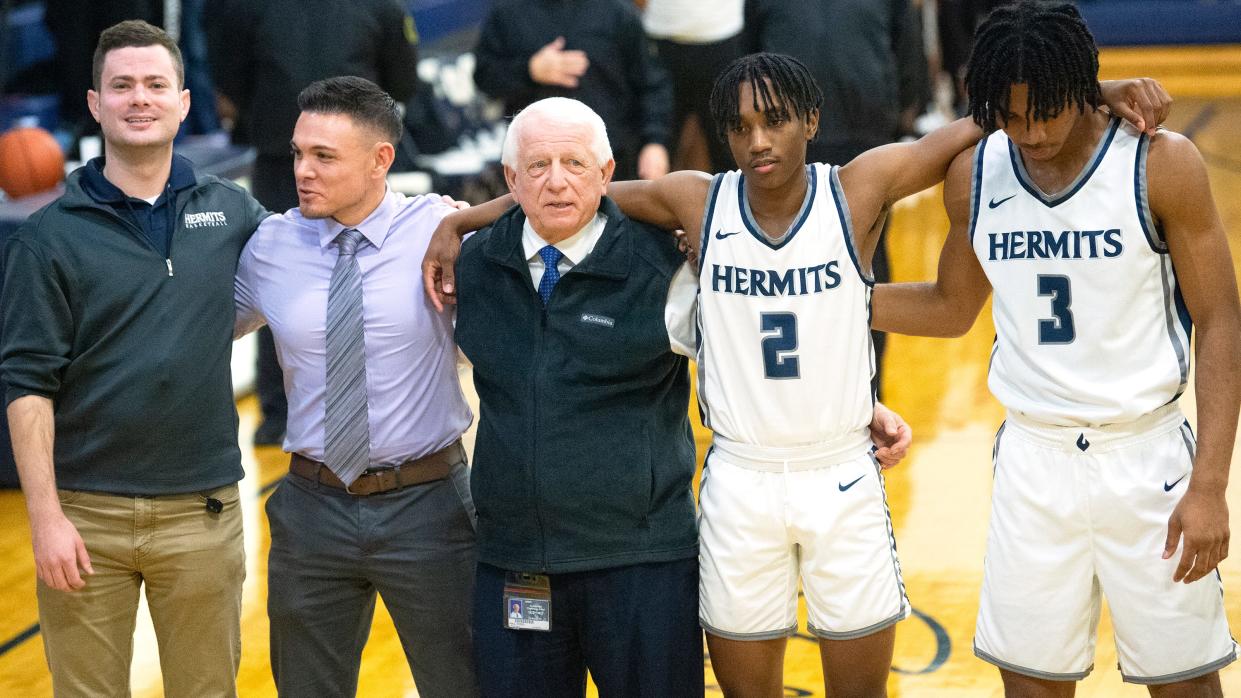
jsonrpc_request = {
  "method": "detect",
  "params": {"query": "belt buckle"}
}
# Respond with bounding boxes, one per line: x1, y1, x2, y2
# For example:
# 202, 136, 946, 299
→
343, 470, 376, 496
343, 476, 366, 496
345, 465, 401, 496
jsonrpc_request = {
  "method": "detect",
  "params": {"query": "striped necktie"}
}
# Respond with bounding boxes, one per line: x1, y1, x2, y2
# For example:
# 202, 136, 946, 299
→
324, 228, 370, 486
538, 245, 563, 306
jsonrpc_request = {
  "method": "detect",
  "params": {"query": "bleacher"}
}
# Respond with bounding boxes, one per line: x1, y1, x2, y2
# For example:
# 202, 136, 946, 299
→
1078, 0, 1241, 46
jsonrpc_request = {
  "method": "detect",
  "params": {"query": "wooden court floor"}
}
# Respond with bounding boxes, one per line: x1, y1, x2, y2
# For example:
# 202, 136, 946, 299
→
3, 68, 1241, 698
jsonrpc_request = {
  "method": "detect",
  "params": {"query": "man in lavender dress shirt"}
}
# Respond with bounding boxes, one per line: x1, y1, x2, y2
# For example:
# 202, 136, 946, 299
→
234, 76, 478, 697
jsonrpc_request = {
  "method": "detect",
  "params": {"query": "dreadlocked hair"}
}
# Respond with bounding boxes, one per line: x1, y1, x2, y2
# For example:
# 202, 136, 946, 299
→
708, 52, 823, 142
965, 1, 1100, 131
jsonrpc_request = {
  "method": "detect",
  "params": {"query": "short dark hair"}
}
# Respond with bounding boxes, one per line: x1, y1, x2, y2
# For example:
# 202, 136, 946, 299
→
965, 1, 1101, 130
92, 19, 185, 90
297, 76, 403, 144
708, 52, 823, 143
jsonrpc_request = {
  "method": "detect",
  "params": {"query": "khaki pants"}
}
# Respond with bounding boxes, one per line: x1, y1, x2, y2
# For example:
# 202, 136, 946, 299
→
37, 484, 245, 698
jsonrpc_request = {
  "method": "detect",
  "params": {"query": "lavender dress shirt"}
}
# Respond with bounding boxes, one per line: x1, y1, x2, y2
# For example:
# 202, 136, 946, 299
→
234, 190, 472, 466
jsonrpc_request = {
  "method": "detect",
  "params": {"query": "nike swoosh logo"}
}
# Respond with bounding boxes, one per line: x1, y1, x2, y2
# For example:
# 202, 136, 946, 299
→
838, 475, 864, 492
988, 194, 1016, 209
714, 231, 741, 240
1164, 475, 1187, 492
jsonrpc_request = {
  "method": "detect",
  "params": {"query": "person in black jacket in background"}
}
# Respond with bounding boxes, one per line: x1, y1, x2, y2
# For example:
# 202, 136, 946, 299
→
204, 0, 419, 445
474, 0, 674, 182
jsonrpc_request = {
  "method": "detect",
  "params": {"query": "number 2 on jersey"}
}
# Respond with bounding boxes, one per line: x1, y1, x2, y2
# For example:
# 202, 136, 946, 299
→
760, 312, 800, 378
1037, 274, 1076, 344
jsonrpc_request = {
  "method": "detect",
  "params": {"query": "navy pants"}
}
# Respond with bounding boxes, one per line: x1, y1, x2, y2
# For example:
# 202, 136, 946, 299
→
473, 559, 703, 697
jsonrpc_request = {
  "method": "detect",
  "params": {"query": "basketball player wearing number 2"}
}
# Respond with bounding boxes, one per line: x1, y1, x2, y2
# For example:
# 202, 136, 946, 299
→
872, 3, 1240, 696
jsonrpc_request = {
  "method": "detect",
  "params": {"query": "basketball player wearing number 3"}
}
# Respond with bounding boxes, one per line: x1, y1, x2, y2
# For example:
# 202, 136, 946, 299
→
872, 3, 1240, 696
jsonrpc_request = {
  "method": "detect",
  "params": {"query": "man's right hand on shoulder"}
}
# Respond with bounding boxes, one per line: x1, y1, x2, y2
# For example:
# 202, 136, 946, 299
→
30, 510, 92, 592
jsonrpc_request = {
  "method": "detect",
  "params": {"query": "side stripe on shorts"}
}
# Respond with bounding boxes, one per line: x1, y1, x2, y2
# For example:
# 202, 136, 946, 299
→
872, 455, 909, 616
1179, 420, 1196, 462
991, 421, 1008, 475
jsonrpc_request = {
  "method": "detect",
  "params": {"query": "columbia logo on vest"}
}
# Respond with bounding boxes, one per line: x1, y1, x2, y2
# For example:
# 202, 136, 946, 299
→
184, 211, 228, 228
580, 313, 615, 328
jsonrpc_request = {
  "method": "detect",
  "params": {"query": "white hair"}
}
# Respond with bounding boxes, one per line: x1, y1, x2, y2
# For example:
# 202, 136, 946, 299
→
500, 97, 613, 169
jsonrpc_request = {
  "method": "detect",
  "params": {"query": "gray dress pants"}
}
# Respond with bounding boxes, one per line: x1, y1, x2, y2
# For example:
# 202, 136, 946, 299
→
266, 460, 479, 697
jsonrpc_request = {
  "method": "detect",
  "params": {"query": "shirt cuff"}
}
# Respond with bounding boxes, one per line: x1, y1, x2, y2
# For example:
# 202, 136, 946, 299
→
665, 262, 699, 358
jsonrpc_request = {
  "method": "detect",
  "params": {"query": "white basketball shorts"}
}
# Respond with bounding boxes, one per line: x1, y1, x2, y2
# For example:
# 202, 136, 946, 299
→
698, 433, 909, 640
975, 403, 1237, 684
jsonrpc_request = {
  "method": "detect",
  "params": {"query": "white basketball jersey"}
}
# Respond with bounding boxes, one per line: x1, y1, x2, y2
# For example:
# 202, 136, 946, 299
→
696, 163, 874, 447
971, 118, 1191, 426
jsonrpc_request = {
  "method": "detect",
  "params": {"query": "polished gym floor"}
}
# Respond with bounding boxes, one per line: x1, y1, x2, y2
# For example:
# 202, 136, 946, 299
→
1, 47, 1240, 696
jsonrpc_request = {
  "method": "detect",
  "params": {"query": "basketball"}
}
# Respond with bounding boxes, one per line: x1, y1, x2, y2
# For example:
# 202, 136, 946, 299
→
0, 126, 65, 199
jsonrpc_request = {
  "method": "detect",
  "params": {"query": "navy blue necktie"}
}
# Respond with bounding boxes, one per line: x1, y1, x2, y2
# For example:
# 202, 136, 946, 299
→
537, 245, 563, 306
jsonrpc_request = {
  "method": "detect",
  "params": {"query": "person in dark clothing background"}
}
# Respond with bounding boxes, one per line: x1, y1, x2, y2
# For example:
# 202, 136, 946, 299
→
744, 0, 928, 397
473, 0, 673, 182
204, 0, 419, 445
938, 0, 1005, 113
641, 0, 746, 173
178, 0, 220, 135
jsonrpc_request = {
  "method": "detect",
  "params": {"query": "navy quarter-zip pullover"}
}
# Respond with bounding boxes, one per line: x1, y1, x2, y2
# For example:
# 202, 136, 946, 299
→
1, 156, 270, 495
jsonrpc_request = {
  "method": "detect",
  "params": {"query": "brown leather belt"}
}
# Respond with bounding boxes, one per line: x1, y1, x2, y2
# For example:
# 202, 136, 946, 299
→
289, 440, 463, 496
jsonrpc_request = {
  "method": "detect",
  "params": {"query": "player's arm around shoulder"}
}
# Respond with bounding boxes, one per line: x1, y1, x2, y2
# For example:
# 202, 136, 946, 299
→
421, 194, 515, 310
838, 78, 1170, 240
839, 118, 984, 239
1148, 130, 1241, 582
607, 170, 713, 254
871, 146, 991, 338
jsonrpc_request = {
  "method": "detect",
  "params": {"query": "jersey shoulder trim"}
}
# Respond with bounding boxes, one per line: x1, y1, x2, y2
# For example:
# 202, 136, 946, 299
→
967, 139, 988, 244
1159, 255, 1192, 399
699, 171, 729, 267
829, 165, 874, 287
1133, 132, 1168, 254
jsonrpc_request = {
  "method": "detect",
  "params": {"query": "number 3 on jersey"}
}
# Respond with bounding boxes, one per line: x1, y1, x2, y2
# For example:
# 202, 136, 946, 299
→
760, 312, 800, 379
1037, 274, 1076, 344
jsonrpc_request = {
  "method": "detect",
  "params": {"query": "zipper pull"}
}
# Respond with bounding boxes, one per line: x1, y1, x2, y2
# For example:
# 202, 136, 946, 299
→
165, 258, 174, 277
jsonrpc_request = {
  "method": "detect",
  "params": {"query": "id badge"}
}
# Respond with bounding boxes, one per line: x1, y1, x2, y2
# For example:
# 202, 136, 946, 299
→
503, 571, 552, 631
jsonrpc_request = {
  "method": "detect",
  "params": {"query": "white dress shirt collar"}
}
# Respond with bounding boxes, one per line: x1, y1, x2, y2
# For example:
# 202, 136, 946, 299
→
521, 212, 608, 267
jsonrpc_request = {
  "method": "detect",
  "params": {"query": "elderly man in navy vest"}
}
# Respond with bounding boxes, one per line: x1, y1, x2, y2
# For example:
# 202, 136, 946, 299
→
452, 97, 703, 698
